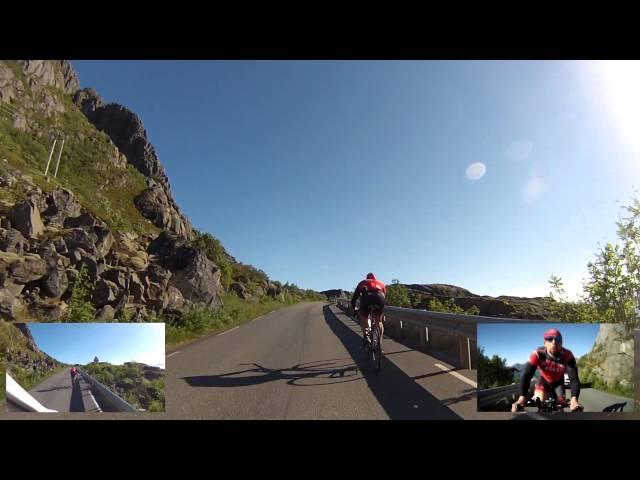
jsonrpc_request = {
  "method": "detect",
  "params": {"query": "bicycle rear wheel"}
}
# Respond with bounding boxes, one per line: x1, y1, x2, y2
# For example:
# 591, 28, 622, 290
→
371, 325, 382, 372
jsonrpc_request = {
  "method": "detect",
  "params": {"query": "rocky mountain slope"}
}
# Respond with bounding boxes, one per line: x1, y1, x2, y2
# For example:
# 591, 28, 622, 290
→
0, 60, 321, 322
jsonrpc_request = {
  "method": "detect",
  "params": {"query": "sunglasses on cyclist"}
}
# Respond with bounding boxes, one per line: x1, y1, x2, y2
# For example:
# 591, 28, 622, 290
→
545, 336, 562, 343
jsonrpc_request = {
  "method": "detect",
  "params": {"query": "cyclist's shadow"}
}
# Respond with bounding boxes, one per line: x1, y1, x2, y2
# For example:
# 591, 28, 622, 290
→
69, 378, 86, 412
182, 360, 361, 388
603, 402, 627, 412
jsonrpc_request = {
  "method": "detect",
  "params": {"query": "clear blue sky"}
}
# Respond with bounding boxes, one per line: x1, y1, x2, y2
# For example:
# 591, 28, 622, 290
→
71, 60, 640, 296
28, 323, 165, 368
478, 323, 601, 366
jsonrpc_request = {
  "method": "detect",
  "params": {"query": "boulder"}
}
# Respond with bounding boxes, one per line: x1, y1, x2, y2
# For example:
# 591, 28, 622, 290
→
42, 188, 81, 226
165, 285, 185, 311
1, 252, 48, 284
230, 282, 250, 300
63, 229, 99, 258
8, 199, 44, 239
0, 227, 27, 254
129, 273, 145, 303
101, 267, 129, 290
92, 278, 118, 307
63, 213, 106, 231
41, 266, 69, 299
95, 305, 115, 321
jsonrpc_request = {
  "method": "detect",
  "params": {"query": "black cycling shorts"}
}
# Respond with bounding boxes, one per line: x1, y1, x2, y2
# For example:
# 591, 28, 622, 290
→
360, 291, 386, 316
534, 377, 565, 401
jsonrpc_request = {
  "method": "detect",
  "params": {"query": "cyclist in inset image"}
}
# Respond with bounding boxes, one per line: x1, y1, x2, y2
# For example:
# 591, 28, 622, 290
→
512, 328, 583, 412
70, 366, 78, 386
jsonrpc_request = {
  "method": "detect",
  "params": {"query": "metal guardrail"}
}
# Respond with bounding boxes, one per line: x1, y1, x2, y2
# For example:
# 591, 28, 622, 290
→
477, 380, 536, 409
79, 368, 139, 412
335, 299, 530, 370
5, 372, 58, 413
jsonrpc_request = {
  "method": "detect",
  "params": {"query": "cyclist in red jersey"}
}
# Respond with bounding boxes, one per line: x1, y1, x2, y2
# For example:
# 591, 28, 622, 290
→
512, 328, 583, 412
70, 366, 78, 385
351, 273, 387, 348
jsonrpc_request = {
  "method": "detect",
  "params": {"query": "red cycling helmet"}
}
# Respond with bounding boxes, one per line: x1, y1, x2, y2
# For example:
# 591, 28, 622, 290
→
544, 328, 562, 342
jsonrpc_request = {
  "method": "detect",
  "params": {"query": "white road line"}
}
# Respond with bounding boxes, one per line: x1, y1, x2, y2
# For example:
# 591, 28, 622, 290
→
166, 351, 181, 358
217, 326, 239, 336
253, 316, 262, 322
87, 390, 102, 413
434, 363, 478, 388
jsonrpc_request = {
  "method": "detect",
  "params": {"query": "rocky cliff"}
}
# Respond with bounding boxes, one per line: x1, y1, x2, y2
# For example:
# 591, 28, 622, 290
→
578, 324, 634, 393
0, 60, 212, 320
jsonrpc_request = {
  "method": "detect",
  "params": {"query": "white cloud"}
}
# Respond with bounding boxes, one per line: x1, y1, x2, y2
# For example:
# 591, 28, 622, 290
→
507, 139, 534, 162
465, 162, 486, 181
522, 172, 544, 204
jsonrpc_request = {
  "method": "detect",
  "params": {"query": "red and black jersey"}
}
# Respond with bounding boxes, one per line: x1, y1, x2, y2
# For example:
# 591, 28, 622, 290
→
355, 278, 387, 296
529, 347, 575, 383
351, 278, 387, 309
520, 347, 580, 399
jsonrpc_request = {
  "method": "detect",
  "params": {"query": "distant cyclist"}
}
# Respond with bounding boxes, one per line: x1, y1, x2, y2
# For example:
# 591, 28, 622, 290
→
351, 273, 387, 348
70, 366, 78, 385
511, 328, 583, 412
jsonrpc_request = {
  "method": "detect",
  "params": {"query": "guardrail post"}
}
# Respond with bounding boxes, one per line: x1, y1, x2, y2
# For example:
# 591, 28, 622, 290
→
458, 336, 467, 370
467, 337, 477, 369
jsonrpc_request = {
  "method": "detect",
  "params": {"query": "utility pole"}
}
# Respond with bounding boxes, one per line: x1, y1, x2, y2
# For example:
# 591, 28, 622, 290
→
44, 138, 57, 176
44, 134, 66, 180
53, 137, 65, 178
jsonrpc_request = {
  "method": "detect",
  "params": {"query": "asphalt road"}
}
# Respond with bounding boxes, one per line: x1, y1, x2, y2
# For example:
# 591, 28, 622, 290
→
25, 370, 101, 413
165, 302, 483, 419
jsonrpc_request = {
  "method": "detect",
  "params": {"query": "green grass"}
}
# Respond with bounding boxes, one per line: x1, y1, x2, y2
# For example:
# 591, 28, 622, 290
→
0, 320, 66, 394
165, 292, 322, 347
8, 365, 67, 394
83, 362, 165, 412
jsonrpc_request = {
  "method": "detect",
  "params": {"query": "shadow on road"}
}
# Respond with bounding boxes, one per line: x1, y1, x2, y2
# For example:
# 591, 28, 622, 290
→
322, 305, 462, 419
183, 359, 362, 389
181, 305, 464, 419
35, 386, 71, 393
69, 380, 87, 412
439, 387, 478, 406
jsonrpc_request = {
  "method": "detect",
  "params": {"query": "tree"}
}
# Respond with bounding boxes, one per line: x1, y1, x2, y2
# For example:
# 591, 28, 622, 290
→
544, 275, 599, 323
548, 275, 565, 300
408, 291, 422, 308
584, 241, 638, 329
544, 196, 640, 330
580, 197, 639, 329
427, 297, 480, 315
386, 284, 411, 307
477, 346, 516, 389
94, 356, 99, 363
